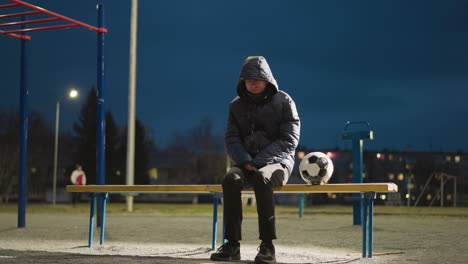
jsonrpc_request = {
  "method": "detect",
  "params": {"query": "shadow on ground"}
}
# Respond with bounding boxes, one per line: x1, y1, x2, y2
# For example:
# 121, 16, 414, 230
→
0, 249, 361, 264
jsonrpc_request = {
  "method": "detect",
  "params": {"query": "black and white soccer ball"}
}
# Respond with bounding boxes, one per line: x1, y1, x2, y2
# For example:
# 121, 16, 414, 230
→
299, 152, 334, 185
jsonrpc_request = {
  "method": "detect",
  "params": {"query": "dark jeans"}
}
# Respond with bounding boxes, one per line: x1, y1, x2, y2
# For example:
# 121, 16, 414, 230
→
222, 163, 289, 242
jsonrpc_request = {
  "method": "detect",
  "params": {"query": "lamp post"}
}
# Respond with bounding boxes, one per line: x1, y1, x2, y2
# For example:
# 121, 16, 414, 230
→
52, 89, 78, 205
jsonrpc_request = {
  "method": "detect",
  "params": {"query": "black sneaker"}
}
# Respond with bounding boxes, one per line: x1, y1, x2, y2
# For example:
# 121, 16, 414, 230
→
210, 241, 241, 261
255, 241, 276, 264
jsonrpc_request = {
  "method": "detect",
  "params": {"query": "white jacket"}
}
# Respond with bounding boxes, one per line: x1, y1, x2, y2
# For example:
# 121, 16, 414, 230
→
70, 169, 86, 185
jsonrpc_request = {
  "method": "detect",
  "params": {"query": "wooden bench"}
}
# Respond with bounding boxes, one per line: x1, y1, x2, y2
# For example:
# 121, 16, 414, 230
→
66, 183, 398, 258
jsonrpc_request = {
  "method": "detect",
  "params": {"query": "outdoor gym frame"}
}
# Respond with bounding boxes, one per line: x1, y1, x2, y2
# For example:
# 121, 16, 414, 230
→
0, 0, 108, 228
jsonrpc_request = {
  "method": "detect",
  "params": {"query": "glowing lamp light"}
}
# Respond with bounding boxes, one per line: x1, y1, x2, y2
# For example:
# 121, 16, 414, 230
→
380, 194, 386, 200
405, 193, 410, 199
69, 89, 78, 98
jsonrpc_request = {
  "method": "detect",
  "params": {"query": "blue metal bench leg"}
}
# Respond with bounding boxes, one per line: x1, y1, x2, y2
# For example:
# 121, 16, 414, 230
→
221, 216, 225, 245
212, 193, 219, 250
298, 193, 305, 217
368, 194, 374, 257
362, 192, 376, 258
88, 193, 97, 248
362, 194, 367, 258
100, 193, 108, 245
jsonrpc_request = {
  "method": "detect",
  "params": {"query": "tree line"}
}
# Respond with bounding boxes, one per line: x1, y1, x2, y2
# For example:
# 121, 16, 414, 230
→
0, 88, 226, 203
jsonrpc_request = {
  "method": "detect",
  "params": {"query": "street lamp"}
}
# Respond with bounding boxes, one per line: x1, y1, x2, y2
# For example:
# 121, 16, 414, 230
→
52, 89, 79, 205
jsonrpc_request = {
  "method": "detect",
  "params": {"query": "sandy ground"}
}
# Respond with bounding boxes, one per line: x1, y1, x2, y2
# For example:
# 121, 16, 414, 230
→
0, 210, 467, 264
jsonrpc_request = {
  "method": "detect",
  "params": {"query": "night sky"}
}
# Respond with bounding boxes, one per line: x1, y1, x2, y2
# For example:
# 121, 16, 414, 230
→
2, 0, 468, 152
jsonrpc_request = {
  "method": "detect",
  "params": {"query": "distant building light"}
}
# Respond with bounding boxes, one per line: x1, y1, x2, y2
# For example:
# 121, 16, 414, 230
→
327, 193, 337, 199
426, 194, 432, 201
362, 172, 367, 178
397, 173, 404, 181
31, 167, 37, 173
349, 163, 353, 169
446, 156, 452, 162
388, 173, 395, 180
327, 152, 338, 159
116, 170, 121, 176
380, 194, 386, 200
405, 193, 410, 199
447, 194, 452, 201
389, 154, 394, 161
149, 168, 158, 180
297, 151, 305, 159
455, 156, 461, 163
376, 153, 386, 161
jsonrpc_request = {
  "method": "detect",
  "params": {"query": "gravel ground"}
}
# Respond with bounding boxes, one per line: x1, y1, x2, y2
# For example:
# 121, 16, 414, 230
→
0, 211, 467, 263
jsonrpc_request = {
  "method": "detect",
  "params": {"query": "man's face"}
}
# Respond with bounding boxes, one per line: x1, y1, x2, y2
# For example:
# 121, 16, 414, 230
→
245, 80, 267, 94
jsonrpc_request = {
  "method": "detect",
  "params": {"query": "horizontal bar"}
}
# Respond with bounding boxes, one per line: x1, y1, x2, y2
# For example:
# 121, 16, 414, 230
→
2, 23, 80, 34
0, 3, 21, 9
67, 183, 399, 194
0, 29, 30, 40
0, 10, 41, 19
0, 17, 61, 27
11, 0, 107, 33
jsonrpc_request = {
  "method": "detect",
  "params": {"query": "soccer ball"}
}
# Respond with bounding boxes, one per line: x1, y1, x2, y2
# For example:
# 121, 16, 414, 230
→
299, 152, 334, 185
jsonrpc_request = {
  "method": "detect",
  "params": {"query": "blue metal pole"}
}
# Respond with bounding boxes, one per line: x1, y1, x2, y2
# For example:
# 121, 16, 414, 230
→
96, 3, 106, 228
368, 197, 374, 257
18, 15, 29, 228
212, 193, 219, 250
96, 4, 105, 186
352, 139, 363, 225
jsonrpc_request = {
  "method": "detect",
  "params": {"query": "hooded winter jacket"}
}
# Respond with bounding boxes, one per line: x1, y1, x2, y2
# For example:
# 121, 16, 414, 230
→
225, 56, 300, 173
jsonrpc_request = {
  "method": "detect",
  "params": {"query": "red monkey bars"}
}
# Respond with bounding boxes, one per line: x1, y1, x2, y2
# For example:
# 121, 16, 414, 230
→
0, 0, 107, 40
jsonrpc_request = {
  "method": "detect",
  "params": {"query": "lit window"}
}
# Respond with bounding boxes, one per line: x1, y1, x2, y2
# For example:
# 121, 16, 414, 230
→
397, 173, 404, 181
297, 151, 305, 159
455, 156, 461, 163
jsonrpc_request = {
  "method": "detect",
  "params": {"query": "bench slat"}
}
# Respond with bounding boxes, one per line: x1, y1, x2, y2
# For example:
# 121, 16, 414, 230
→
66, 183, 397, 193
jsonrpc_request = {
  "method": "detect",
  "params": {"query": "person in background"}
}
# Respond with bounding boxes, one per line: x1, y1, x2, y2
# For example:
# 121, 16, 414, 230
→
70, 164, 86, 206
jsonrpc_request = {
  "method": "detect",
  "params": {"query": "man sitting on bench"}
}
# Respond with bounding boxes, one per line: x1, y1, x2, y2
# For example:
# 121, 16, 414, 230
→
210, 56, 301, 264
